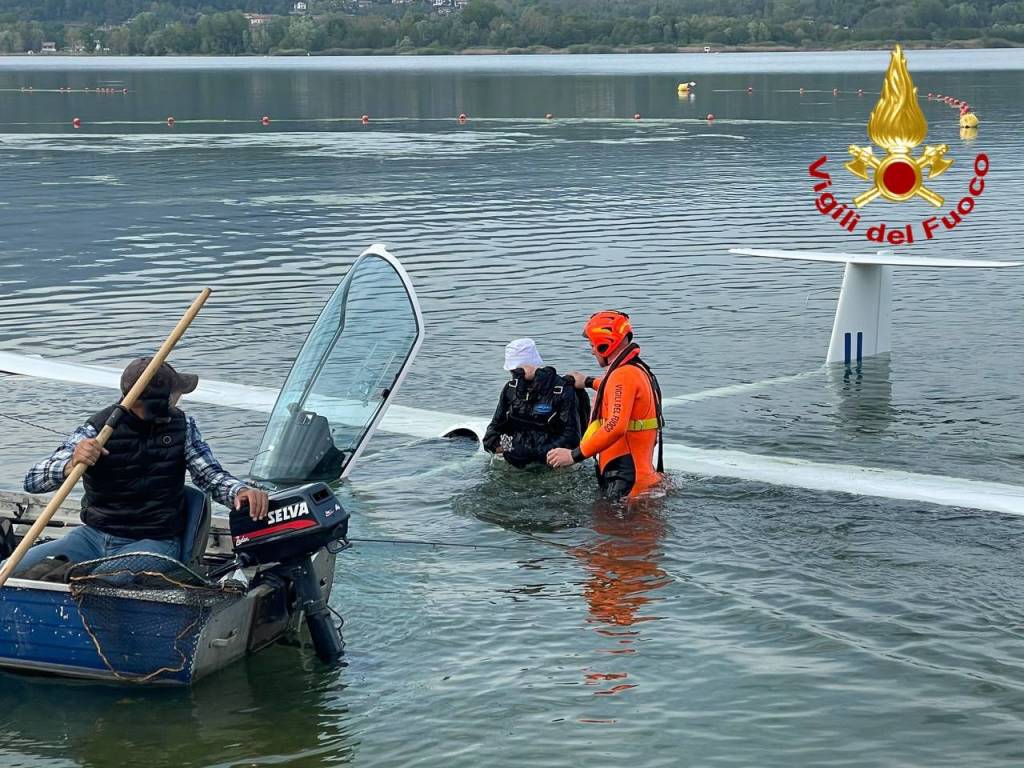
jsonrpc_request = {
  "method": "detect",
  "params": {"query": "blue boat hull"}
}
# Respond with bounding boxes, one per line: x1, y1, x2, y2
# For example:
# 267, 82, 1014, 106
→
0, 578, 267, 685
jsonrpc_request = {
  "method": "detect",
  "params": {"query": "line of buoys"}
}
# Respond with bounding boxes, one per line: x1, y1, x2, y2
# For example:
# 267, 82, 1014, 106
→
71, 117, 81, 128
926, 90, 979, 129
12, 86, 123, 94
261, 115, 271, 126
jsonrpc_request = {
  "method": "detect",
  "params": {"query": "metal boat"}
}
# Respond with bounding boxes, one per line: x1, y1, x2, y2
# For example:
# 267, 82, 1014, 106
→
0, 245, 424, 684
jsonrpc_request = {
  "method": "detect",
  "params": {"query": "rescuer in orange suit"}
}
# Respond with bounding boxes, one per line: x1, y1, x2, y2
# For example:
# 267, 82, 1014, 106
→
546, 311, 665, 498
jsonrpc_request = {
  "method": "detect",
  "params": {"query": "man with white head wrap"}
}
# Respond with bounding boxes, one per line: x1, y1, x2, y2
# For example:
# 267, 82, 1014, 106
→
482, 339, 586, 469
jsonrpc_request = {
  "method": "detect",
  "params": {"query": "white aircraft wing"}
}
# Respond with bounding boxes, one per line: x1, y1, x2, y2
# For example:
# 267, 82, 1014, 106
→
0, 350, 487, 442
3, 350, 1024, 516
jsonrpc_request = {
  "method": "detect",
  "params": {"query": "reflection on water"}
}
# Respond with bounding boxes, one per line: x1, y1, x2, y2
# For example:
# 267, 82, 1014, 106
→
826, 356, 894, 435
0, 650, 354, 767
576, 498, 669, 706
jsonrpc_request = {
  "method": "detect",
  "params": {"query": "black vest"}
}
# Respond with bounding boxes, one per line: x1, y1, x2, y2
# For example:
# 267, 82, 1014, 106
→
81, 405, 188, 540
505, 368, 568, 436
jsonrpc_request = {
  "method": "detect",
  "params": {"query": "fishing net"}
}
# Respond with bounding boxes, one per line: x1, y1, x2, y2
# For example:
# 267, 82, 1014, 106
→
67, 553, 245, 684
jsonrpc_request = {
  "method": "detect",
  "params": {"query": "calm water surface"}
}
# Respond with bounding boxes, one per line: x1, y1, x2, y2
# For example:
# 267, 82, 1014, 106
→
1, 51, 1024, 767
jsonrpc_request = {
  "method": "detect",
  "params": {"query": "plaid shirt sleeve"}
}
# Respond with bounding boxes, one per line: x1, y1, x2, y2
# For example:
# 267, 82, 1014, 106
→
23, 424, 98, 494
184, 417, 245, 508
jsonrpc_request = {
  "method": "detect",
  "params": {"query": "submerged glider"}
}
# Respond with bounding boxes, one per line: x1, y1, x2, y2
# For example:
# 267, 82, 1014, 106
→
3, 245, 1024, 516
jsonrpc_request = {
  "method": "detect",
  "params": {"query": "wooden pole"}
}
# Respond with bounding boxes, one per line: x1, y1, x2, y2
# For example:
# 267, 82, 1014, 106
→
0, 288, 212, 587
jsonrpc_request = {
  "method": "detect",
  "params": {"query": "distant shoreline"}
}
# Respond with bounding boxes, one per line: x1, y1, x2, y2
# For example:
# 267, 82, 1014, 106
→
3, 39, 1019, 58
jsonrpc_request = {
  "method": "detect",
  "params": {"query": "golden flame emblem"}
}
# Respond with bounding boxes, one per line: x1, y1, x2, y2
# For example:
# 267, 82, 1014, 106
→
845, 45, 953, 207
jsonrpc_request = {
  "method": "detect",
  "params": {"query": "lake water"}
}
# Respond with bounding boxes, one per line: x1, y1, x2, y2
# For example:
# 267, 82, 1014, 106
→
1, 50, 1024, 767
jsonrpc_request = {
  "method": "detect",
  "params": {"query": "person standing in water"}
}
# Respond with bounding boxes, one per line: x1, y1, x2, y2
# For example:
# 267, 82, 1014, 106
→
546, 311, 664, 498
483, 338, 584, 469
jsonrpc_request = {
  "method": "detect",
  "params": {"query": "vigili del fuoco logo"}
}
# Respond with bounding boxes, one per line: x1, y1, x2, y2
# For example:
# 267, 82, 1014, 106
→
808, 45, 989, 246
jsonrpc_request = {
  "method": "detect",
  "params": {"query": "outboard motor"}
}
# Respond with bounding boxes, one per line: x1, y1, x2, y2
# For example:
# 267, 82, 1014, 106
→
229, 482, 349, 665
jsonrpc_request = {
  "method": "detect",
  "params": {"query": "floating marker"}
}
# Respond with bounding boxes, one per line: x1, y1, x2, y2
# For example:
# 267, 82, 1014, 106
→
261, 115, 271, 126
166, 116, 175, 127
72, 117, 81, 129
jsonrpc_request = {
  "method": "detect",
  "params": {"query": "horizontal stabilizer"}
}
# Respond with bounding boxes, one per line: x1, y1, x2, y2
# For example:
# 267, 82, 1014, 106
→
730, 247, 1024, 269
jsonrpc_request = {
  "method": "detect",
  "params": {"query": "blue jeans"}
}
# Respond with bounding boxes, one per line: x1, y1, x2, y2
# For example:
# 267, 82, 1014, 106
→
8, 525, 180, 577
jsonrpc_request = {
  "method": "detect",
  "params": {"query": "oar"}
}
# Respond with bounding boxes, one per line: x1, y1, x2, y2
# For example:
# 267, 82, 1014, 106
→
0, 288, 212, 587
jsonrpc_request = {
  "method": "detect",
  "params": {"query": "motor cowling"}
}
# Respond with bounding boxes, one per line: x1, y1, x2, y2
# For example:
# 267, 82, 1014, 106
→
229, 482, 349, 565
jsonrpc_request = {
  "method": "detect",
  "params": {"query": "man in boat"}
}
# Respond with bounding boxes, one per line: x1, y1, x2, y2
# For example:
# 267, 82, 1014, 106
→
482, 338, 585, 469
546, 311, 665, 498
8, 358, 269, 575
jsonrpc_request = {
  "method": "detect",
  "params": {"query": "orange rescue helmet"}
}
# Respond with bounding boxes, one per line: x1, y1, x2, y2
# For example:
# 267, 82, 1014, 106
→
584, 310, 632, 356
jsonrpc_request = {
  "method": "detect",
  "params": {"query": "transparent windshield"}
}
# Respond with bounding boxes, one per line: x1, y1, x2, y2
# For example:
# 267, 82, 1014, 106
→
250, 250, 422, 486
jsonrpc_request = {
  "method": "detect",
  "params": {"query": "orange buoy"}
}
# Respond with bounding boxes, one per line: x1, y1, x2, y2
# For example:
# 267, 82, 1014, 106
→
72, 117, 81, 128
545, 112, 554, 120
706, 113, 715, 121
261, 115, 271, 126
633, 112, 641, 120
167, 116, 175, 127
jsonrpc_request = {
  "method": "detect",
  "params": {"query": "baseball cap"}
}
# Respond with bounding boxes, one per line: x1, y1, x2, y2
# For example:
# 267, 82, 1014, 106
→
120, 357, 199, 396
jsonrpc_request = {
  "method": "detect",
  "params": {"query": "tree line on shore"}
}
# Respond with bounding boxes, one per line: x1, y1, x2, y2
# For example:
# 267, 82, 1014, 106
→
2, 0, 1023, 55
